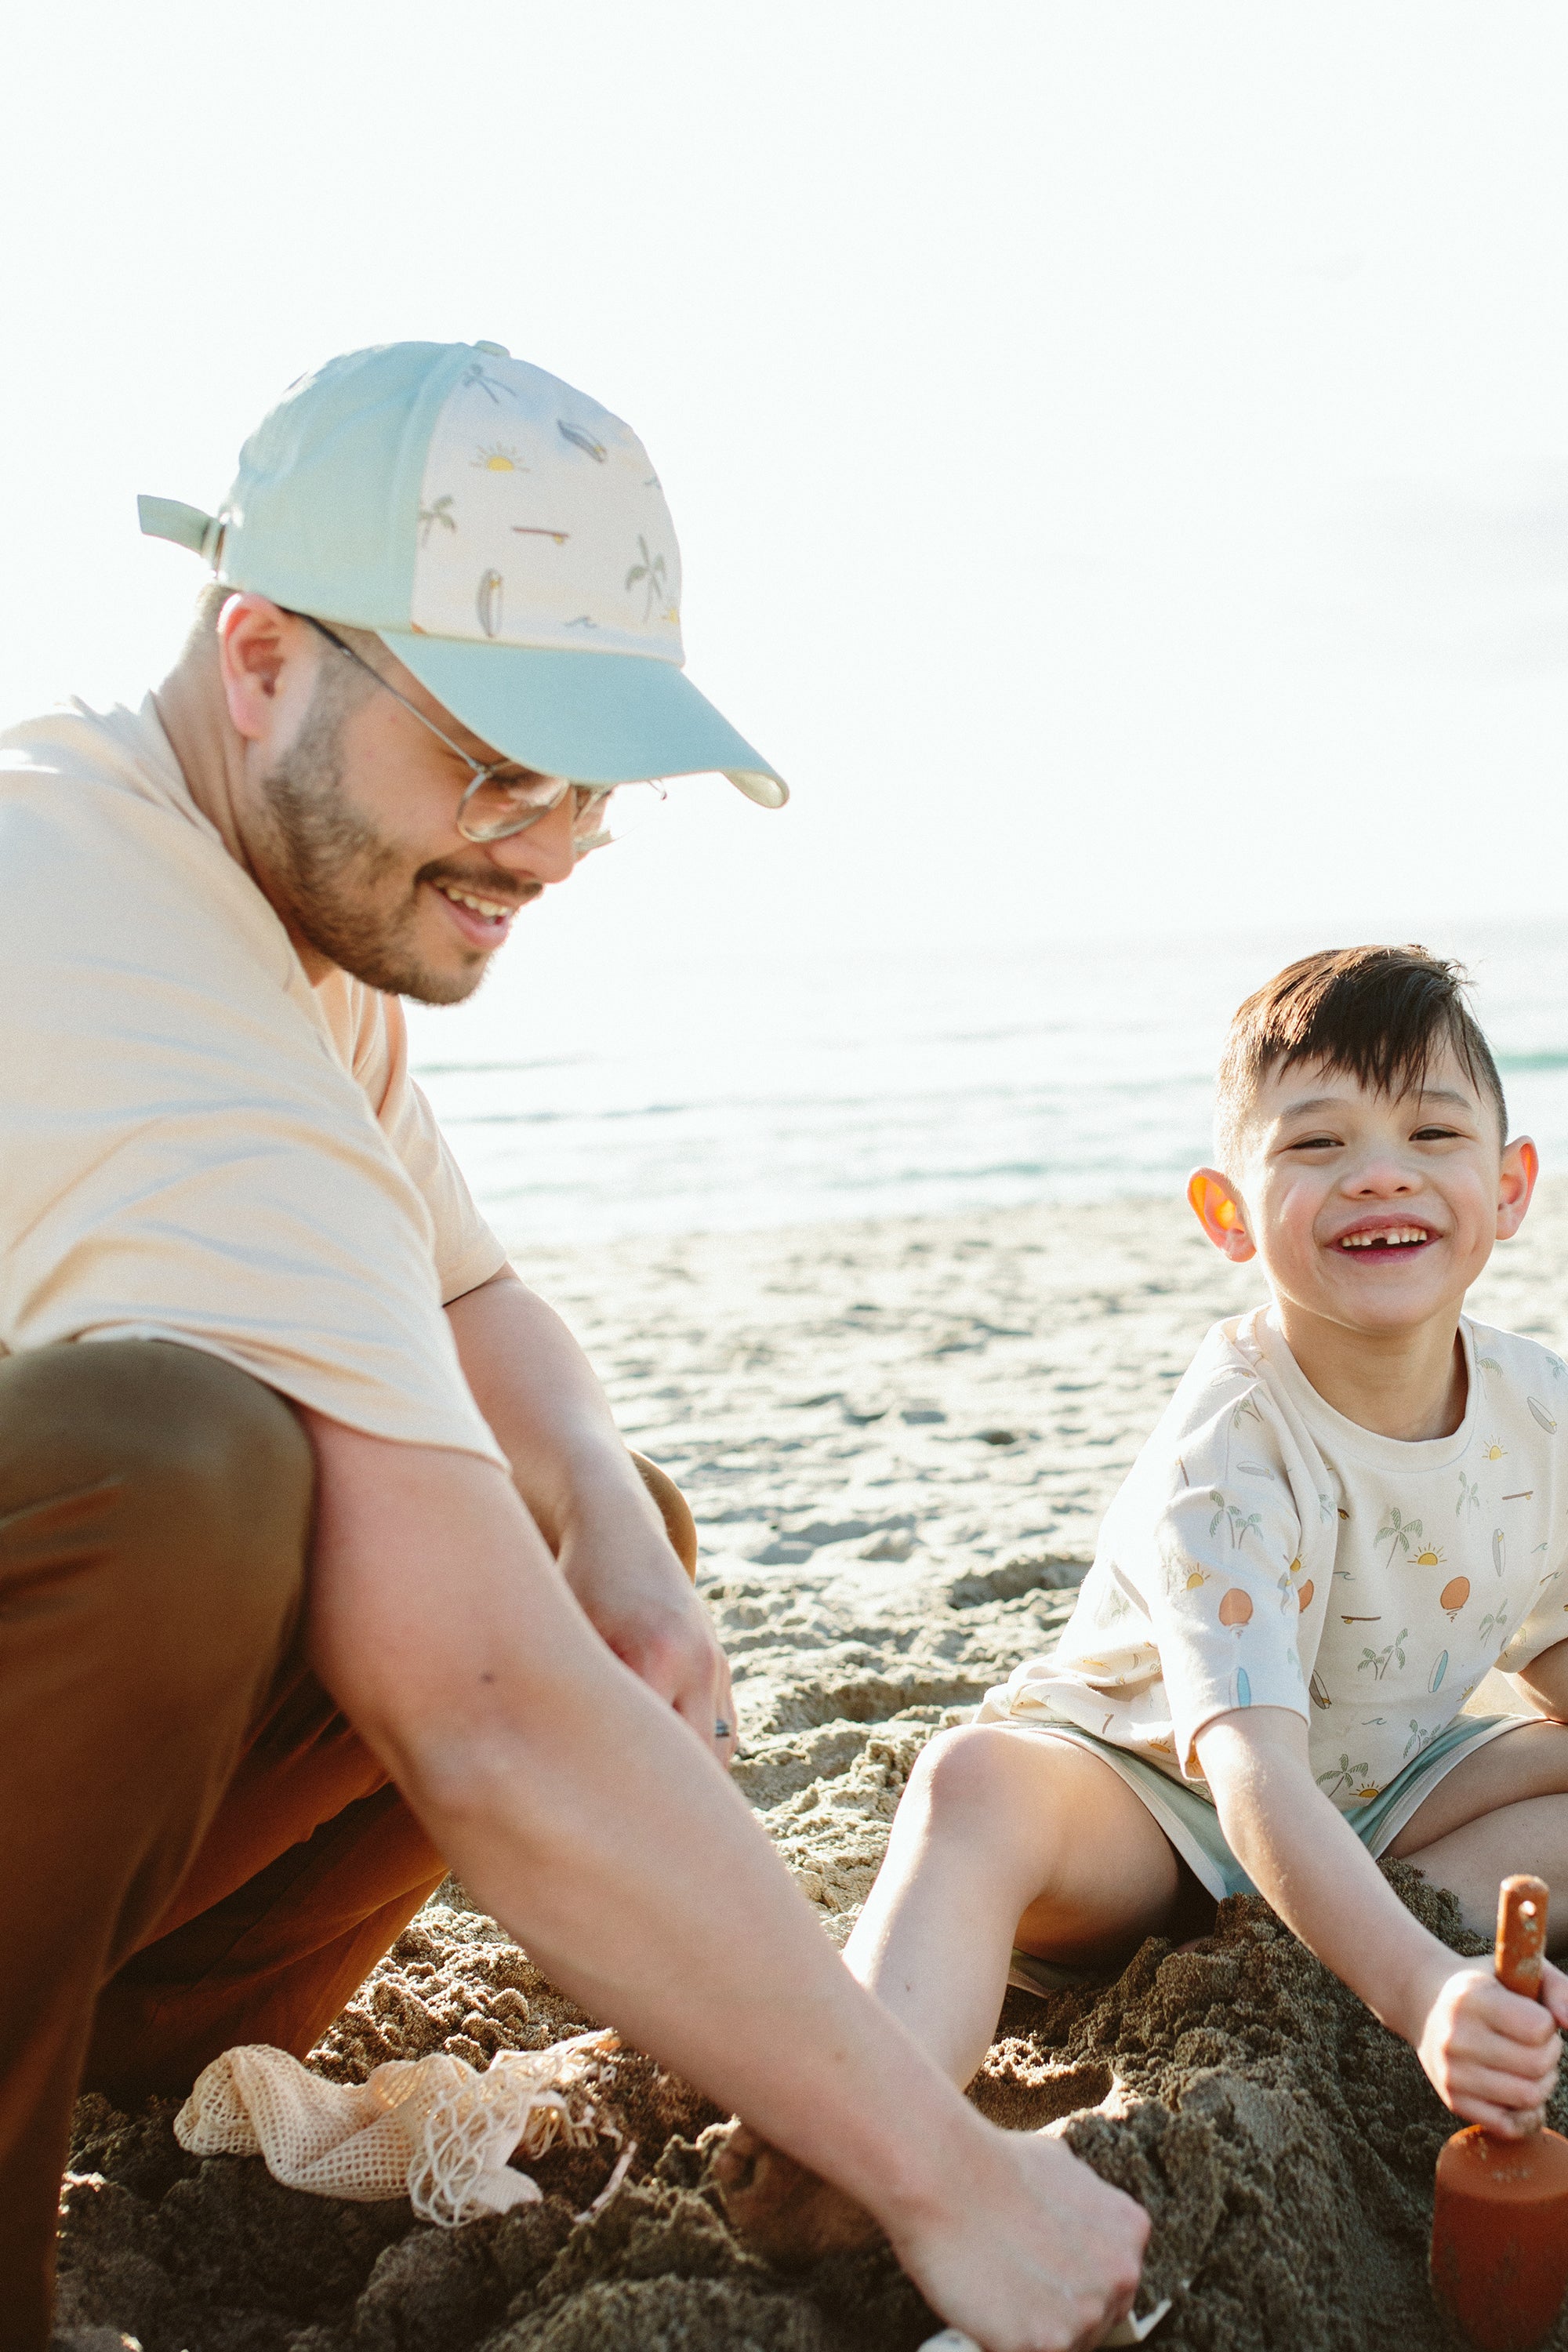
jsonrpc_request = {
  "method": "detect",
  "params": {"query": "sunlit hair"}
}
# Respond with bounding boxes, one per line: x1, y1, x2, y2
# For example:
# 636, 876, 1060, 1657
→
1214, 945, 1508, 1173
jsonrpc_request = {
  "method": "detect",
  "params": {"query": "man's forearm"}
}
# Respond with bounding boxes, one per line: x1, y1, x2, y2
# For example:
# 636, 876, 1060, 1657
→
301, 1414, 988, 2231
445, 1269, 658, 1552
1197, 1710, 1457, 2040
445, 1269, 734, 1754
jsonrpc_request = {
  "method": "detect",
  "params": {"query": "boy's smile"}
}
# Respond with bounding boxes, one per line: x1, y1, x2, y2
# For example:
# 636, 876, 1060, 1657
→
1334, 1219, 1437, 1255
1189, 1047, 1538, 1438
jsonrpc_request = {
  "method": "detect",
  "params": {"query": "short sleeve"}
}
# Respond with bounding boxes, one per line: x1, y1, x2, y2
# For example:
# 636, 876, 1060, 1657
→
1496, 1546, 1568, 1676
329, 982, 508, 1304
1142, 1383, 1312, 1771
0, 750, 506, 1465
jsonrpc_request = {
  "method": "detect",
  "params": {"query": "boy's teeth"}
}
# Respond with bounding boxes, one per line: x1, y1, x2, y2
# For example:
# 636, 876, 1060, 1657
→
1339, 1228, 1428, 1249
437, 884, 510, 919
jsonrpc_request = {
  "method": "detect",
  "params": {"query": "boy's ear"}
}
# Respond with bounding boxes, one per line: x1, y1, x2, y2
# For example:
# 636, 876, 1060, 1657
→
1497, 1136, 1539, 1241
1188, 1168, 1257, 1261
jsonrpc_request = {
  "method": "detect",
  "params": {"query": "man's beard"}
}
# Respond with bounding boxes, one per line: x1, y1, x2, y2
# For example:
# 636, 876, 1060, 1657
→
254, 697, 523, 1004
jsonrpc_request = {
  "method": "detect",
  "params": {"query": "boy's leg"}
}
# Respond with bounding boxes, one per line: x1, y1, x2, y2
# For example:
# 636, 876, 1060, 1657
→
1388, 1719, 1568, 1947
844, 1724, 1192, 2089
716, 1724, 1189, 2260
0, 1340, 314, 2352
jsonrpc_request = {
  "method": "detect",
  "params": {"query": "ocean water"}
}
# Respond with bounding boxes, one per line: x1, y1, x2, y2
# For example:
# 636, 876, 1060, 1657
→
406, 922, 1568, 1250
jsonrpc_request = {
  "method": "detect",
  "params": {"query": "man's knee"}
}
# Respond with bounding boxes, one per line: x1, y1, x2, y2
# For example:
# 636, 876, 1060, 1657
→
0, 1340, 314, 1683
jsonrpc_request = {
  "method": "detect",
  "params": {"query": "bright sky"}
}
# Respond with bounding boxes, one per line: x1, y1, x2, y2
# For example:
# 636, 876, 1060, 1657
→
7, 2, 1568, 1011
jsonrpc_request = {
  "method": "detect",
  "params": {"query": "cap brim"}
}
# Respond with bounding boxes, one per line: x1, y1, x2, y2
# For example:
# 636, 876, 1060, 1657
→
376, 633, 788, 808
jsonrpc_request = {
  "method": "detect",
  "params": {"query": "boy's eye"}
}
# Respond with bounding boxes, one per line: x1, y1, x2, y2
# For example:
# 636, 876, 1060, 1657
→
1412, 1125, 1462, 1142
1288, 1134, 1341, 1152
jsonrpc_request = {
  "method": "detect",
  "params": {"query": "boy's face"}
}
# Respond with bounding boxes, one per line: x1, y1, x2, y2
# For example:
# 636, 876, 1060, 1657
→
1189, 1046, 1537, 1339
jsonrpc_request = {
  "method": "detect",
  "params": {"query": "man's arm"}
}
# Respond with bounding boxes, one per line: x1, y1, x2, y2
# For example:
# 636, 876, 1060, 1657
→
1194, 1708, 1565, 2131
445, 1268, 735, 1758
302, 1412, 1148, 2352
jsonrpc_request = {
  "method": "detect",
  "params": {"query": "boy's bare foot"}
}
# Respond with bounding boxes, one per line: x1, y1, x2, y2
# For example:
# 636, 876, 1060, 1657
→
710, 2120, 884, 2264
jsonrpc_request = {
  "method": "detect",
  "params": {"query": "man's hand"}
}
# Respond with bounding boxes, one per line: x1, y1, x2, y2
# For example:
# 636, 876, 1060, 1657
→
557, 1506, 738, 1764
889, 2127, 1148, 2352
1416, 1958, 1568, 2133
445, 1266, 736, 1760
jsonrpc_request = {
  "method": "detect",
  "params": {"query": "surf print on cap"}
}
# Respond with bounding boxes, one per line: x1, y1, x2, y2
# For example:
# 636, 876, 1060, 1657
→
408, 354, 684, 665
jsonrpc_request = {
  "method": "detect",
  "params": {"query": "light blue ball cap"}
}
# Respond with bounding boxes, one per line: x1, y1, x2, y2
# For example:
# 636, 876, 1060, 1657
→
138, 339, 787, 807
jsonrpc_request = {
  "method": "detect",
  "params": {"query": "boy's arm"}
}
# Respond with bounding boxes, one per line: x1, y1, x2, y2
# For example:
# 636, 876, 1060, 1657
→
1194, 1706, 1565, 2130
1511, 1635, 1568, 1719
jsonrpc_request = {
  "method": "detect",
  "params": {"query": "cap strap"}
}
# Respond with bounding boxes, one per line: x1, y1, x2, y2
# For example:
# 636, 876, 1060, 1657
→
137, 495, 226, 565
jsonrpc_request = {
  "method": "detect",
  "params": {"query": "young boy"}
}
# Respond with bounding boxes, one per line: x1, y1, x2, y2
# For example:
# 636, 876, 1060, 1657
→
720, 944, 1568, 2258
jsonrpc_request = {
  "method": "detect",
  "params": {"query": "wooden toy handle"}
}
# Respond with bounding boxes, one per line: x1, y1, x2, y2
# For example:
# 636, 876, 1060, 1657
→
1495, 1874, 1550, 1999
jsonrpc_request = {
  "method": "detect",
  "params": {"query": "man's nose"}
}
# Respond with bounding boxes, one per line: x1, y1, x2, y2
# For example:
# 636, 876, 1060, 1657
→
485, 796, 579, 887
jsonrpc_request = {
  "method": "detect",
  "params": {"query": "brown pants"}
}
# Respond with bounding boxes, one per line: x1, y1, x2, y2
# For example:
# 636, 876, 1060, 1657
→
0, 1338, 696, 2351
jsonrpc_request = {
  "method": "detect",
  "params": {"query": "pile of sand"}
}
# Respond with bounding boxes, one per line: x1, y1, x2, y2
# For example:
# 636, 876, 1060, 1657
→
57, 1863, 1564, 2350
51, 1189, 1568, 2349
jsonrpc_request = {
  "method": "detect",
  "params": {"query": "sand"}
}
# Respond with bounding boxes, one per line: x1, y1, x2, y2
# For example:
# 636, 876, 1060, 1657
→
53, 1183, 1568, 2350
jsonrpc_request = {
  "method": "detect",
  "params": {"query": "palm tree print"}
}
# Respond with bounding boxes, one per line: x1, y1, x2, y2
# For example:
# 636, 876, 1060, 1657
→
418, 495, 456, 545
625, 535, 668, 619
1358, 1628, 1410, 1680
1403, 1720, 1439, 1759
1456, 1471, 1483, 1521
1316, 1754, 1370, 1798
460, 362, 512, 404
1377, 1508, 1421, 1563
1207, 1490, 1262, 1551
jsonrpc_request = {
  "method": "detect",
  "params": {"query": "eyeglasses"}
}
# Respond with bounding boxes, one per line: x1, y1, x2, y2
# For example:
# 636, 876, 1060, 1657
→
301, 616, 664, 851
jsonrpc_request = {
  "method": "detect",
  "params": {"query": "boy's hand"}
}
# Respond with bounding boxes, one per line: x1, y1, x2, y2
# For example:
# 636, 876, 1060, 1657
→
1196, 1708, 1568, 2133
1415, 1959, 1565, 2133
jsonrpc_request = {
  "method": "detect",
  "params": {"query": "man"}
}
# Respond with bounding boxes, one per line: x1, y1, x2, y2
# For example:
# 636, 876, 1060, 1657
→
0, 340, 1147, 2352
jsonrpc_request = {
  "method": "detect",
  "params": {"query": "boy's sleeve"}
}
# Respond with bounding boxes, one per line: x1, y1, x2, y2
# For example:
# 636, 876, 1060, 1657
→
1490, 1345, 1568, 1678
1496, 1542, 1568, 1677
1142, 1381, 1312, 1775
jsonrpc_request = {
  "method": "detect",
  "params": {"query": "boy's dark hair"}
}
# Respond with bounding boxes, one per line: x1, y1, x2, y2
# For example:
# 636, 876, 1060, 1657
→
1214, 945, 1507, 1169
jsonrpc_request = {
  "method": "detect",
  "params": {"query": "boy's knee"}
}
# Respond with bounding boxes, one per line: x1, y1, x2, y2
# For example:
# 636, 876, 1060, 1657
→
0, 1339, 313, 1675
909, 1722, 1025, 1816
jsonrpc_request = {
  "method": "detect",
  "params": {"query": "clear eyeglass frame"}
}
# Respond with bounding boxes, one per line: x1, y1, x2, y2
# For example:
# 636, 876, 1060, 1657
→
300, 615, 665, 852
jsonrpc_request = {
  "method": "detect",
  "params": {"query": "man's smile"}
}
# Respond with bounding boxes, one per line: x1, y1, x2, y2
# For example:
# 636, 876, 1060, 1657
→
426, 874, 539, 950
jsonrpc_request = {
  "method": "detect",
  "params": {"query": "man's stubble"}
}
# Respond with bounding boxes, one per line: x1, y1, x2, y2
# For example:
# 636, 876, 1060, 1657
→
253, 688, 494, 1007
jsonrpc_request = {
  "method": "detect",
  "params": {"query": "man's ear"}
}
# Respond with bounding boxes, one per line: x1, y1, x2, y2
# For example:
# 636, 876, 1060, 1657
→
1497, 1136, 1539, 1241
1188, 1168, 1257, 1261
216, 594, 313, 745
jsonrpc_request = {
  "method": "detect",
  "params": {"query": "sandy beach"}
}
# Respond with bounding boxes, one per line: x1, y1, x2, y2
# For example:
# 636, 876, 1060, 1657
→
56, 1182, 1568, 2350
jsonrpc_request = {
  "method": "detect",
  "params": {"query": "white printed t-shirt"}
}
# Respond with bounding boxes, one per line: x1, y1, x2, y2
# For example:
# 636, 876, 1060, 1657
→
981, 1307, 1568, 1807
0, 698, 508, 1463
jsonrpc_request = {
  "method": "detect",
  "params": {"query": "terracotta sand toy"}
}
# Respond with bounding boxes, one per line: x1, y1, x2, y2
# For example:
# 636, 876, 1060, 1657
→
1431, 1875, 1568, 2352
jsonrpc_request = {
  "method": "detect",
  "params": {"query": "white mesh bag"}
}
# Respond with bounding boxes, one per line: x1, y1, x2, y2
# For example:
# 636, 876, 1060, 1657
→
174, 2029, 630, 2226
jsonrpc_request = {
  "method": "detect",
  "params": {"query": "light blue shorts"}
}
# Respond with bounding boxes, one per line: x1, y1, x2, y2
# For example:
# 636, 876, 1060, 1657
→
1004, 1708, 1531, 1998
